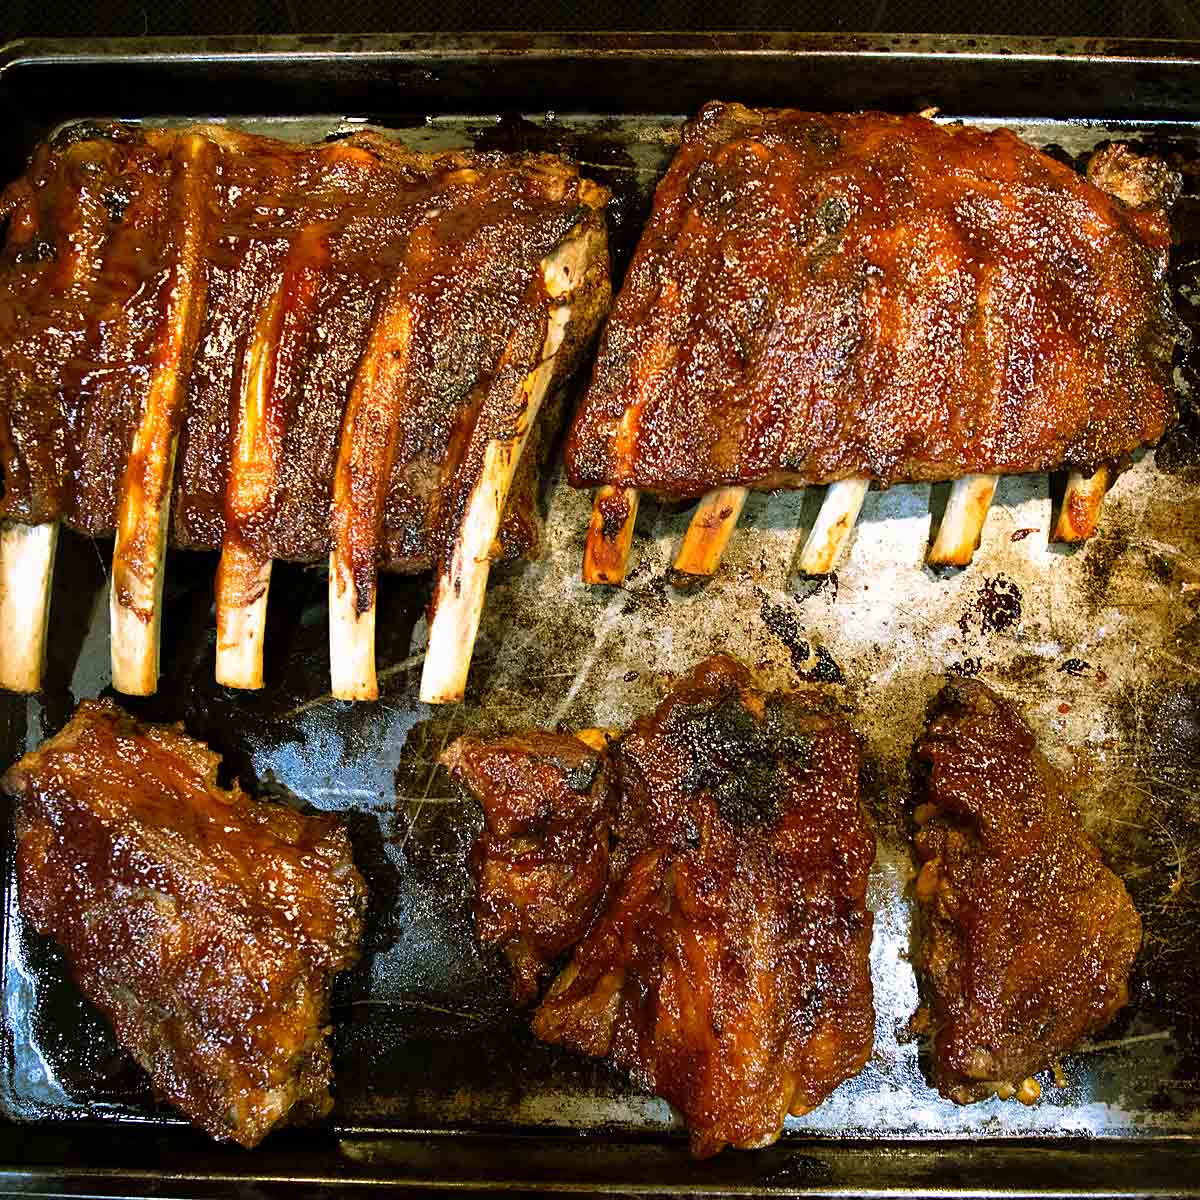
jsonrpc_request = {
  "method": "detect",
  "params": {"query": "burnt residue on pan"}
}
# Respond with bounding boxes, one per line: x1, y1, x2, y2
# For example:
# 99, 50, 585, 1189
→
3, 111, 1200, 1146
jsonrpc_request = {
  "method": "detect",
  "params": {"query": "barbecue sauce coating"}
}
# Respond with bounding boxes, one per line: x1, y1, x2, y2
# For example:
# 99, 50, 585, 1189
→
567, 103, 1181, 495
443, 731, 615, 1004
2, 699, 367, 1147
0, 123, 610, 584
911, 679, 1142, 1104
447, 656, 876, 1158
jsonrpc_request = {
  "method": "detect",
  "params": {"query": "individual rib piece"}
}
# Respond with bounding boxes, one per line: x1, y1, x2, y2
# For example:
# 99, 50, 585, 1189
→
797, 478, 869, 575
446, 655, 876, 1158
1052, 465, 1111, 543
672, 485, 748, 584
567, 104, 1182, 574
927, 474, 1000, 567
110, 132, 216, 695
0, 123, 610, 698
216, 228, 329, 690
910, 679, 1142, 1104
2, 699, 367, 1146
442, 730, 615, 1004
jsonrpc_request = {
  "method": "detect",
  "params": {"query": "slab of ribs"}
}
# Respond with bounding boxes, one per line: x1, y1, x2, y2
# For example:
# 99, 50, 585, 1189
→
2, 698, 367, 1147
444, 655, 877, 1157
0, 122, 611, 701
566, 103, 1183, 583
911, 679, 1142, 1104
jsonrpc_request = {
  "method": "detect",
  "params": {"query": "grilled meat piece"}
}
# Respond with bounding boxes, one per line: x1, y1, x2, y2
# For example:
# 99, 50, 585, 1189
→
0, 122, 610, 576
911, 679, 1142, 1104
448, 656, 876, 1157
567, 103, 1180, 495
2, 699, 367, 1147
442, 731, 614, 1004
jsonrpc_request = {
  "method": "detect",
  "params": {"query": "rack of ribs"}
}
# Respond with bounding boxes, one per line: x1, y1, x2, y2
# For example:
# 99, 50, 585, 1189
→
443, 656, 877, 1157
2, 698, 367, 1146
565, 102, 1182, 585
910, 679, 1142, 1104
0, 122, 611, 701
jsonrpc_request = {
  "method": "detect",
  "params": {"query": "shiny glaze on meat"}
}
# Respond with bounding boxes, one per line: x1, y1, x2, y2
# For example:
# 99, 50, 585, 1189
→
442, 730, 614, 1004
0, 123, 609, 590
2, 699, 366, 1146
567, 103, 1180, 496
448, 656, 876, 1157
911, 679, 1142, 1103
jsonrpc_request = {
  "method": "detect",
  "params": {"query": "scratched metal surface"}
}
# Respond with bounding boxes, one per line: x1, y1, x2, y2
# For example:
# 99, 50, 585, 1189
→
2, 108, 1200, 1149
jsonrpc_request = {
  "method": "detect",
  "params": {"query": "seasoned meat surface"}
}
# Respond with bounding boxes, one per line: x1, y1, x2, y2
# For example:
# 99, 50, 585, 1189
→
0, 122, 610, 588
448, 656, 876, 1157
567, 103, 1180, 496
2, 699, 367, 1147
911, 679, 1142, 1104
442, 731, 614, 1004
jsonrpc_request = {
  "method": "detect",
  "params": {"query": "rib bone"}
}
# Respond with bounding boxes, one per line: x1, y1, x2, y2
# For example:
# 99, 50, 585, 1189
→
583, 486, 641, 586
672, 486, 748, 586
421, 223, 606, 705
797, 479, 869, 575
215, 231, 327, 689
0, 521, 59, 693
1053, 466, 1110, 543
927, 474, 999, 567
110, 132, 215, 695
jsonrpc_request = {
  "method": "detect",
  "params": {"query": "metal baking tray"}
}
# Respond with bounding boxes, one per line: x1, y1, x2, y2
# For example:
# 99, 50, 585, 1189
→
3, 32, 1200, 1197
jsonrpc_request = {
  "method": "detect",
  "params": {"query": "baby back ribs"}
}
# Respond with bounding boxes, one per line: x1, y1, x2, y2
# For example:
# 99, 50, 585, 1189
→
445, 656, 876, 1157
910, 679, 1142, 1104
3, 699, 367, 1146
566, 103, 1181, 580
0, 123, 611, 698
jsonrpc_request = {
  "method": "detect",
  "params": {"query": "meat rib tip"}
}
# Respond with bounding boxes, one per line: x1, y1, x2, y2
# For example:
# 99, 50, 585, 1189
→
2, 698, 367, 1146
566, 103, 1182, 577
0, 122, 610, 698
671, 484, 748, 586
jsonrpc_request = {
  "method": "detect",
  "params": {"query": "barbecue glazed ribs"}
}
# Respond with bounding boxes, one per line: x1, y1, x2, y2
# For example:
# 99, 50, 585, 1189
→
910, 679, 1142, 1104
3, 699, 367, 1146
445, 656, 877, 1157
568, 104, 1177, 493
442, 730, 615, 1005
0, 122, 610, 699
566, 103, 1182, 580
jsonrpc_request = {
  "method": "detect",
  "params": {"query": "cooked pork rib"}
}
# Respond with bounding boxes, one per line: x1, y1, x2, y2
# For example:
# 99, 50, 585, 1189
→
445, 656, 876, 1157
566, 103, 1181, 579
911, 679, 1142, 1104
442, 730, 615, 1005
568, 104, 1178, 494
0, 123, 610, 696
2, 699, 367, 1146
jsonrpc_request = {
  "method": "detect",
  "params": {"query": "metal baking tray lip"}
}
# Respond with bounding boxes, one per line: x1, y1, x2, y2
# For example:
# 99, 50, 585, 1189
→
2, 32, 1200, 1197
4, 30, 1200, 68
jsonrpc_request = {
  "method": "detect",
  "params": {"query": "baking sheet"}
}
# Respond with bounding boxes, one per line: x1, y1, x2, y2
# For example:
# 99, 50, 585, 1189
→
2, 105, 1200, 1151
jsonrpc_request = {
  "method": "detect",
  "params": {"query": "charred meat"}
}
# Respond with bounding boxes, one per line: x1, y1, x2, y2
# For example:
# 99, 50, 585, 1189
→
446, 656, 876, 1157
3, 699, 367, 1147
911, 679, 1142, 1104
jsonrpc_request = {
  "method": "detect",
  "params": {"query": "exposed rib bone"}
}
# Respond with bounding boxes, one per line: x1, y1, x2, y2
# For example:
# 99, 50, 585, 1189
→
0, 521, 59, 693
110, 132, 215, 695
583, 486, 641, 586
1052, 465, 1110, 543
215, 231, 327, 689
927, 473, 999, 567
797, 479, 869, 575
421, 222, 607, 705
671, 486, 748, 586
